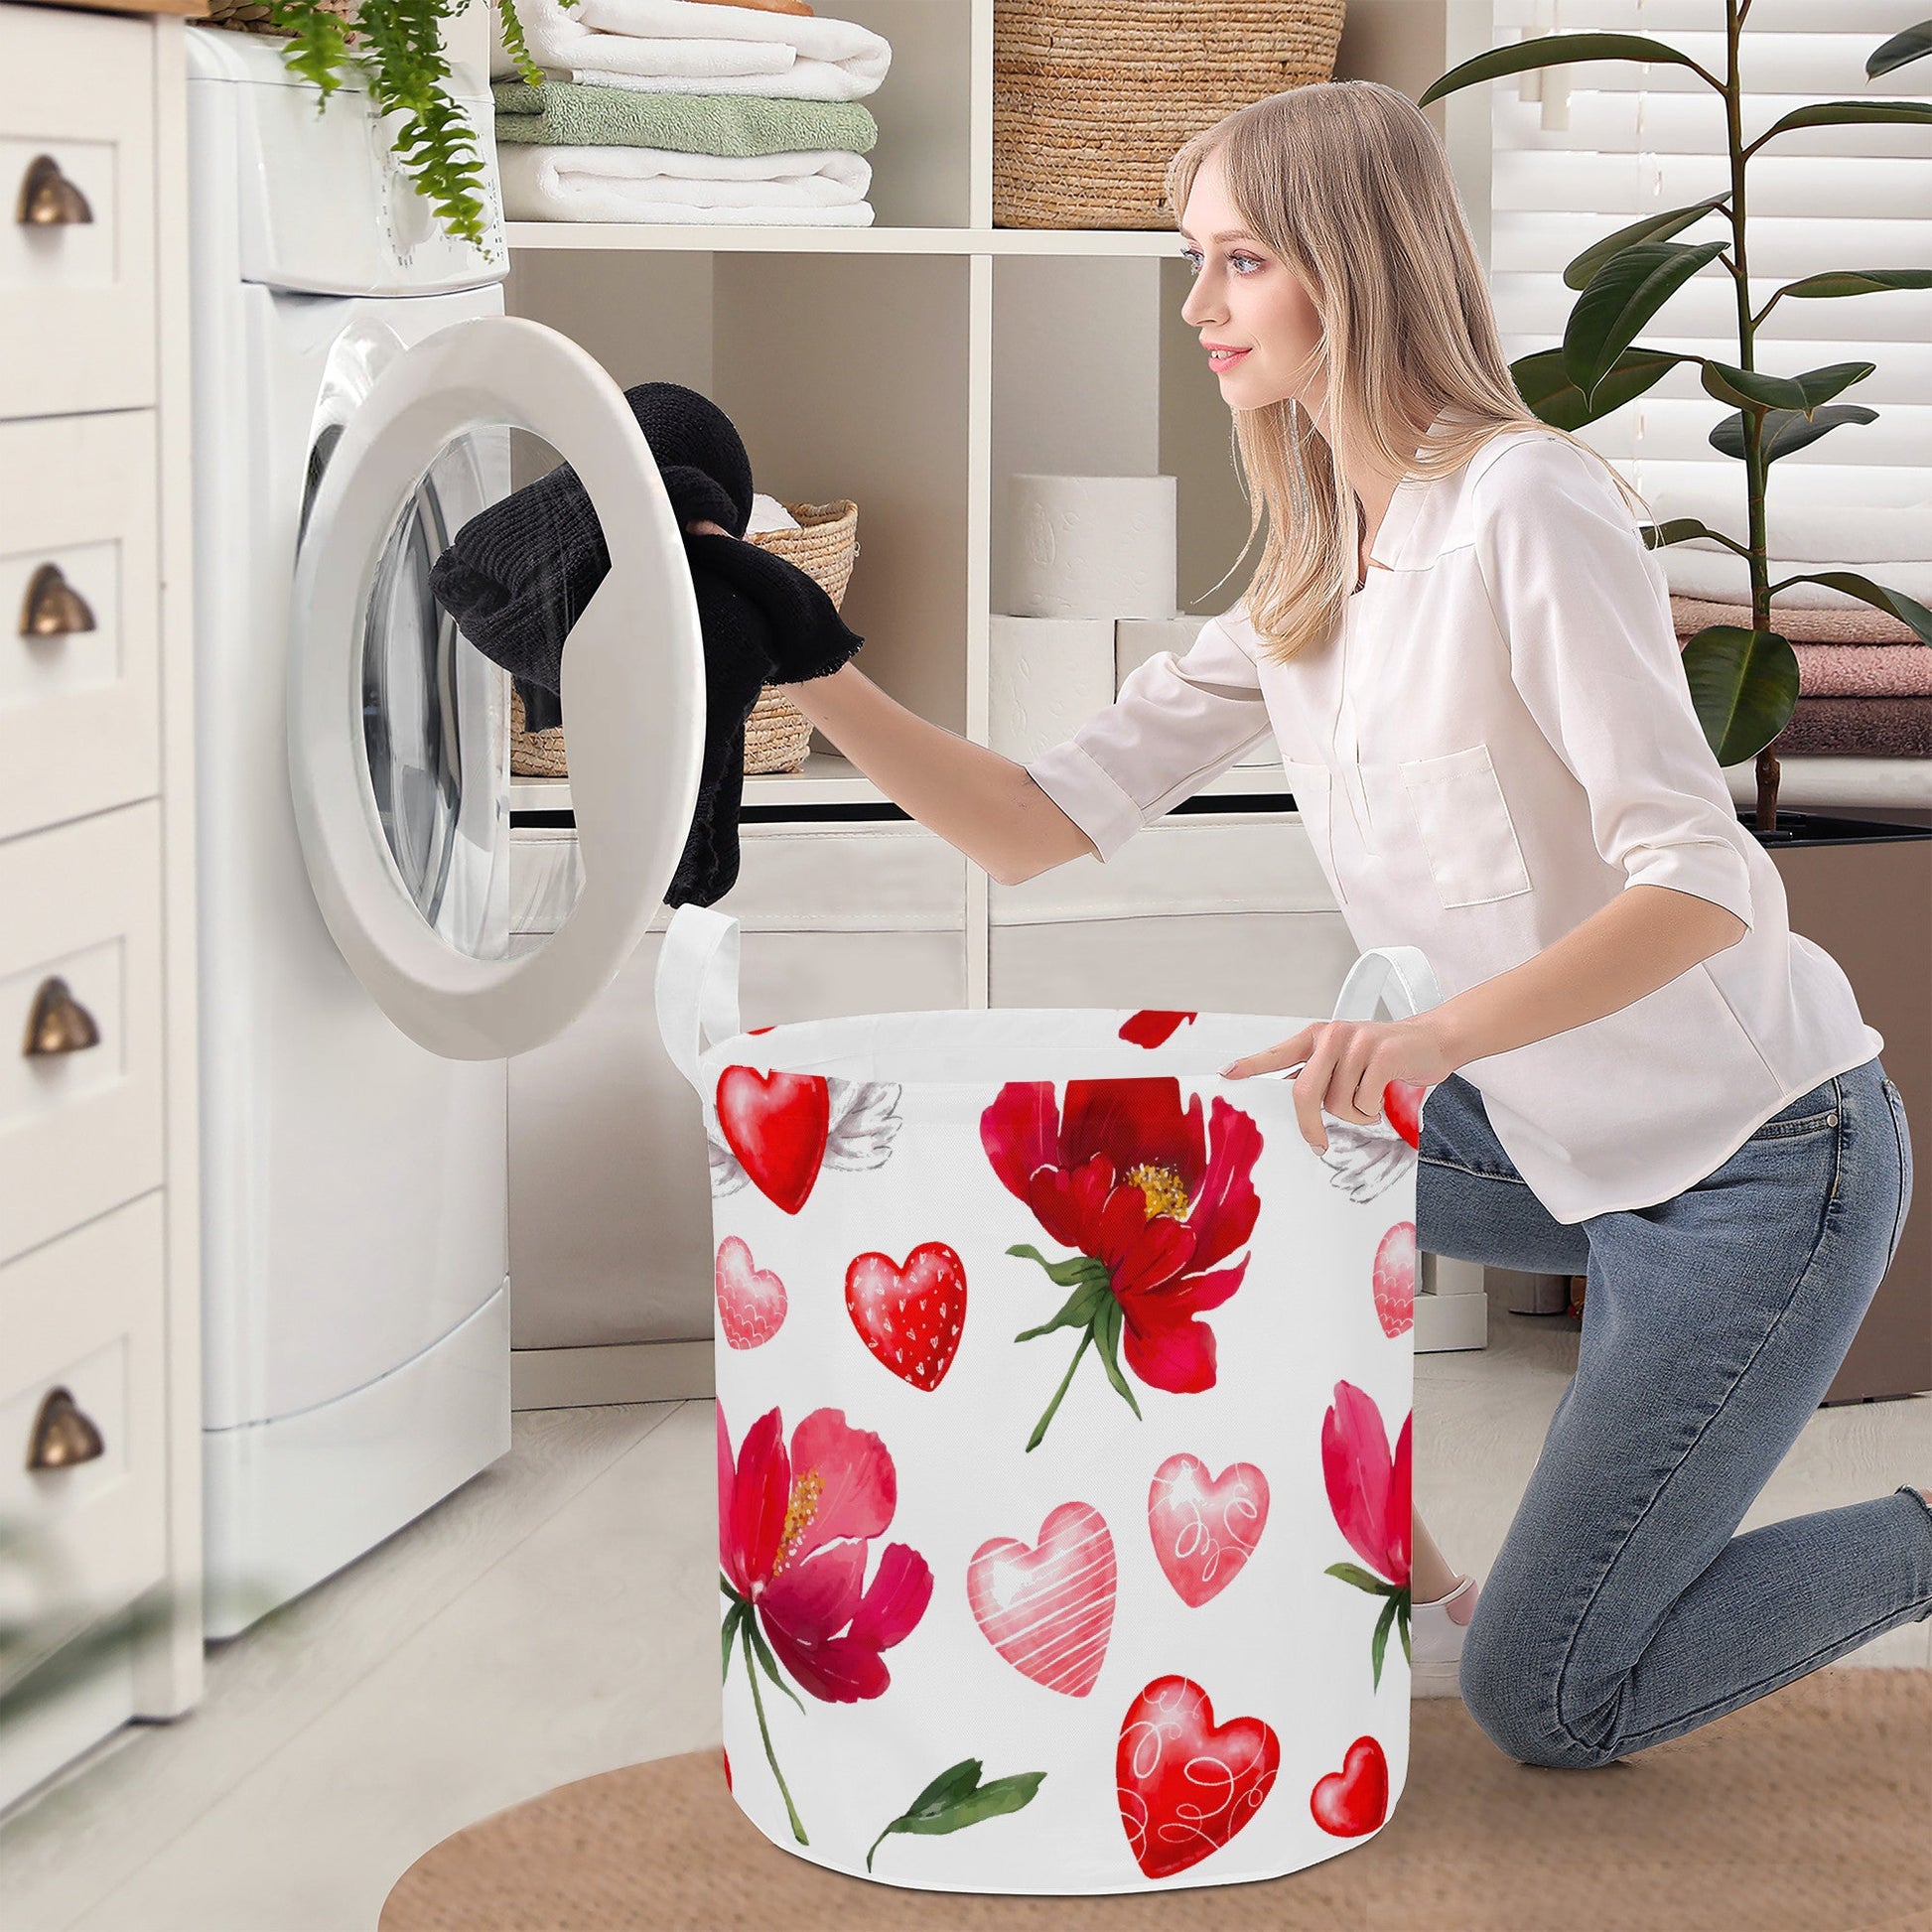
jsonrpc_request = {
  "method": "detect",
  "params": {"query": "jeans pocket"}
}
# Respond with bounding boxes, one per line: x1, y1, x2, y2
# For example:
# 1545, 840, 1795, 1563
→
1882, 1076, 1913, 1275
1744, 1076, 1842, 1142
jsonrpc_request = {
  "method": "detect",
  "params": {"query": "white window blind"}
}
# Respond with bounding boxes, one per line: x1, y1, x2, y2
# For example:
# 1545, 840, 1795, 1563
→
1488, 0, 1932, 604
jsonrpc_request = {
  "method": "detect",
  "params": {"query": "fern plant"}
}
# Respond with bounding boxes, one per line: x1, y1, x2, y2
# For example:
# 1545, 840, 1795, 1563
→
263, 0, 561, 254
1421, 9, 1932, 832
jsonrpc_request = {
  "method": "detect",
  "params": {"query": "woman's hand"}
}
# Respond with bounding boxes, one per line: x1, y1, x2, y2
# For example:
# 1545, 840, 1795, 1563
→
1219, 1015, 1459, 1154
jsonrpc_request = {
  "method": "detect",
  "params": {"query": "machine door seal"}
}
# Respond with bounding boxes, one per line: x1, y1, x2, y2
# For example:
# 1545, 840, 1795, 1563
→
289, 313, 703, 1059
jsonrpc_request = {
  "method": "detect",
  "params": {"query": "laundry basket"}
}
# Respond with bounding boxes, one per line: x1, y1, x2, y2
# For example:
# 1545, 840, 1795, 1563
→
654, 900, 1441, 1896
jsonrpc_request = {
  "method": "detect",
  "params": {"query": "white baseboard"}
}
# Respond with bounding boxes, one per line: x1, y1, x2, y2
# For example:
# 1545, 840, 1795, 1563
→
511, 1340, 715, 1411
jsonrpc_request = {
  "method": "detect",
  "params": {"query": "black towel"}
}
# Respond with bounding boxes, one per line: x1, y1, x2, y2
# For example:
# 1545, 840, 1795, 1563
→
427, 381, 864, 906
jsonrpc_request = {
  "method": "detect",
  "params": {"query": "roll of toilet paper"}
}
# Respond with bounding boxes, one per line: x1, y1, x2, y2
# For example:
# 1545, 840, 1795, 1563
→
1117, 617, 1279, 767
989, 616, 1117, 761
1007, 475, 1178, 621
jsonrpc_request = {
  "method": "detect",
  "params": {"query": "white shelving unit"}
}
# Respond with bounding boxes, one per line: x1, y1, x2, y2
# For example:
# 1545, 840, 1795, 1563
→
488, 2, 1514, 1389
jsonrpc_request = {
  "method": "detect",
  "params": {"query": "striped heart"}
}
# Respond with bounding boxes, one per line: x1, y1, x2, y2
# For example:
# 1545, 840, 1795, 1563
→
966, 1500, 1116, 1697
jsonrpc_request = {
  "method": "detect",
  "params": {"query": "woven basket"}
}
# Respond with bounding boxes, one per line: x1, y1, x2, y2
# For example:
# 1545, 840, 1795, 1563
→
190, 0, 355, 35
508, 499, 860, 779
993, 0, 1345, 229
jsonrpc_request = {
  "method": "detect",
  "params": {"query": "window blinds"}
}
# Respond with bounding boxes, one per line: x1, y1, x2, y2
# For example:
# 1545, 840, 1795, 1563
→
1488, 0, 1932, 604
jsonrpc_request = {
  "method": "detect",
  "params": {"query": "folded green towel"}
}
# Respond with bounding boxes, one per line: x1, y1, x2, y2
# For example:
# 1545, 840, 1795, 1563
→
492, 80, 877, 156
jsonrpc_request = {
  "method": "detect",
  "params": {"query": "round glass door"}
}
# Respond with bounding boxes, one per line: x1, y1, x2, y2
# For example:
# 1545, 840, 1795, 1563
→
289, 316, 705, 1059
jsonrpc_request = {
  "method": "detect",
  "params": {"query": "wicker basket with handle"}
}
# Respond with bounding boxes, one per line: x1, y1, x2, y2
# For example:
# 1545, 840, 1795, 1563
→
508, 498, 859, 779
993, 0, 1345, 230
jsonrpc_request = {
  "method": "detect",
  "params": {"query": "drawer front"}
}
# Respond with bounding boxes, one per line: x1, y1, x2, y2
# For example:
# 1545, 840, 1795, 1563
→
0, 6, 156, 421
0, 1190, 169, 1695
0, 412, 160, 841
0, 802, 164, 1269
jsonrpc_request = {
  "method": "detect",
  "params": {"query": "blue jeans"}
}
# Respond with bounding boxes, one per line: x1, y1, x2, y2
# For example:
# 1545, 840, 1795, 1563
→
1416, 1053, 1929, 1770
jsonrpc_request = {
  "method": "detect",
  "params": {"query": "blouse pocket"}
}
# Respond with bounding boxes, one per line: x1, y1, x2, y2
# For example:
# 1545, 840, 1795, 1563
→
1278, 758, 1347, 906
1398, 742, 1532, 909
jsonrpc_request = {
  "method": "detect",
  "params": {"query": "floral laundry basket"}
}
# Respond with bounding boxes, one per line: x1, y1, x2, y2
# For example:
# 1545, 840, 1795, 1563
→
653, 901, 1446, 1898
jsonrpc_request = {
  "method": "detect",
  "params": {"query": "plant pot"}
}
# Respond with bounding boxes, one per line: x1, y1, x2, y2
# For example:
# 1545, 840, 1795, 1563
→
1745, 809, 1931, 1404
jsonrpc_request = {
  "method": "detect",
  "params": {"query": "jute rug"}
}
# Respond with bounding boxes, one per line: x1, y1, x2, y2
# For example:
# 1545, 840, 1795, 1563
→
380, 1668, 1932, 1932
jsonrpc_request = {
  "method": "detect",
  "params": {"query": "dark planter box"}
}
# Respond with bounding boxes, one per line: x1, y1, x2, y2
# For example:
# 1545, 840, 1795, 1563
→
1748, 809, 1931, 1405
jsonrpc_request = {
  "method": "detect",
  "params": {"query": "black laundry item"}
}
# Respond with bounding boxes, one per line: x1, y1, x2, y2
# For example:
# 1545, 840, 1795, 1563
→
427, 380, 864, 906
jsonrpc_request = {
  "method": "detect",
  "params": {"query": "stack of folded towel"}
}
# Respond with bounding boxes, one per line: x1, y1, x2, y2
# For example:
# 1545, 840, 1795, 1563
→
1671, 595, 1932, 759
490, 0, 890, 224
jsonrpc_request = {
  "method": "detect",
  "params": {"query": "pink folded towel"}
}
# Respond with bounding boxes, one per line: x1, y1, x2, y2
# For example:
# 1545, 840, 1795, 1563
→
1786, 643, 1932, 700
1670, 594, 1920, 645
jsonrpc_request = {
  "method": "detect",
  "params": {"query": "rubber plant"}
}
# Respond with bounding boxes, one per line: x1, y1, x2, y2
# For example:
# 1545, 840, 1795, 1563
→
261, 0, 565, 254
1421, 10, 1932, 832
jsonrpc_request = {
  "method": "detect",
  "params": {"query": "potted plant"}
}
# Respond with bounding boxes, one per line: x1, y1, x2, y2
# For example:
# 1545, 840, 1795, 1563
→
1422, 11, 1932, 1403
1421, 10, 1932, 832
220, 0, 560, 253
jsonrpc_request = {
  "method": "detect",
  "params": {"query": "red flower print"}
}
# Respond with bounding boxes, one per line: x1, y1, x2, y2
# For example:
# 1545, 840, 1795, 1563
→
1319, 1380, 1413, 1690
718, 1402, 934, 1844
981, 1078, 1263, 1449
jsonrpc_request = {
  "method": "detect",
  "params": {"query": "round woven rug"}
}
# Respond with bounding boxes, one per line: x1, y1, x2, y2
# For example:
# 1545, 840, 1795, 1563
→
380, 1668, 1932, 1932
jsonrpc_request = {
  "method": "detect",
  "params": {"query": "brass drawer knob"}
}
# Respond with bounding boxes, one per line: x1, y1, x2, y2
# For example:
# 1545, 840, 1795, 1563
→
28, 1386, 104, 1470
16, 154, 93, 227
23, 976, 100, 1057
20, 562, 97, 639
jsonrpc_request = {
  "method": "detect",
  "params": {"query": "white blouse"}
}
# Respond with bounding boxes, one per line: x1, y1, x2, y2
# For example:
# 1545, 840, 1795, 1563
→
1023, 427, 1882, 1225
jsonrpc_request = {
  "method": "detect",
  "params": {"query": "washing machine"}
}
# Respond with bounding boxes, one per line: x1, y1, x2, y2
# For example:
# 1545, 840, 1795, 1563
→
184, 32, 705, 1635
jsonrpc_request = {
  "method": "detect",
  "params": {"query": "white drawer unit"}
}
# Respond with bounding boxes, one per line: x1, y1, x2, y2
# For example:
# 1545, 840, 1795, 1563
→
0, 2, 158, 423
0, 410, 162, 841
0, 0, 200, 1820
0, 802, 165, 1271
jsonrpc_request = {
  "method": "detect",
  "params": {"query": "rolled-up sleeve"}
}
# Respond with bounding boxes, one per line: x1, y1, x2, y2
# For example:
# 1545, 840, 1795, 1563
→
1471, 438, 1755, 932
1022, 613, 1275, 864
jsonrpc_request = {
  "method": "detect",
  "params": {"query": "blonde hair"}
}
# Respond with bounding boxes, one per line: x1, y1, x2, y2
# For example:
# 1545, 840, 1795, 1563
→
1164, 79, 1655, 666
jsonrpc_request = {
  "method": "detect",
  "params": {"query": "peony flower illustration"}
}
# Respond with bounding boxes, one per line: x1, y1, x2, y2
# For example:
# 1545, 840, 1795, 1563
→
981, 1077, 1262, 1450
718, 1403, 934, 1843
1320, 1380, 1413, 1690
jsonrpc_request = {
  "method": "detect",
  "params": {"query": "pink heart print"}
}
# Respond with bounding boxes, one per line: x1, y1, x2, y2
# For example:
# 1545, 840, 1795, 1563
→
1372, 1221, 1416, 1339
714, 1235, 787, 1349
966, 1499, 1117, 1696
1147, 1453, 1270, 1606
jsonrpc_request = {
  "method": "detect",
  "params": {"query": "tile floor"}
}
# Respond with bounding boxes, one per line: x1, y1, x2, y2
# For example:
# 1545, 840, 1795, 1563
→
2, 1276, 1926, 1932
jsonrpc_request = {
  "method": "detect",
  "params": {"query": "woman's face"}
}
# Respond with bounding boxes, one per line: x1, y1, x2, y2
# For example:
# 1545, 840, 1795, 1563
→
1178, 149, 1323, 414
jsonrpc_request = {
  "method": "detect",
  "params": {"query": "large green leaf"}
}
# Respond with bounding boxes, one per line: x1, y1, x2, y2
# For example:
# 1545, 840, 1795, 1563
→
1565, 198, 1728, 291
1708, 403, 1877, 462
1512, 346, 1685, 430
1564, 241, 1728, 398
1770, 573, 1932, 647
1641, 516, 1738, 552
1699, 359, 1874, 413
1770, 269, 1932, 300
1748, 100, 1932, 152
1680, 626, 1801, 767
1867, 21, 1932, 77
1418, 32, 1719, 107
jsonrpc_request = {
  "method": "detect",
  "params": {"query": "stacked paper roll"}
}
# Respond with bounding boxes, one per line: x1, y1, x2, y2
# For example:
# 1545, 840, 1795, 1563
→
1007, 475, 1178, 620
988, 617, 1116, 760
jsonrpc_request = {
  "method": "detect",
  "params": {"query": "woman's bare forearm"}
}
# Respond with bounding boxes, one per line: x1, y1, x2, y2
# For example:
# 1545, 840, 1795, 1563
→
770, 662, 1097, 887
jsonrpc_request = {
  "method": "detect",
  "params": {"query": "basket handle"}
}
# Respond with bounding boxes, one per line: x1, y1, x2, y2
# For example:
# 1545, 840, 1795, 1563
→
654, 901, 744, 1098
1246, 944, 1446, 1085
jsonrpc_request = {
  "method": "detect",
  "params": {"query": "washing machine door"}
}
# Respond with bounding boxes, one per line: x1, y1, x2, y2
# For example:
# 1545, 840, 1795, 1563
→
289, 314, 703, 1058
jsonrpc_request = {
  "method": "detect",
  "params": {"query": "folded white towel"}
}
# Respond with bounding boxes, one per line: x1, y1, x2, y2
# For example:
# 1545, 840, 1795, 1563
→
1662, 546, 1932, 608
492, 0, 892, 99
497, 143, 875, 223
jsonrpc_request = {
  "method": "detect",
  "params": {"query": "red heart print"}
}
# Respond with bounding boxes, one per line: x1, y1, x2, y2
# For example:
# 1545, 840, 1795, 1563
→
716, 1066, 830, 1214
1310, 1734, 1388, 1837
1372, 1221, 1417, 1339
1383, 1080, 1425, 1150
714, 1235, 787, 1349
966, 1500, 1116, 1696
1116, 1676, 1280, 1878
845, 1242, 967, 1391
1147, 1453, 1270, 1607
